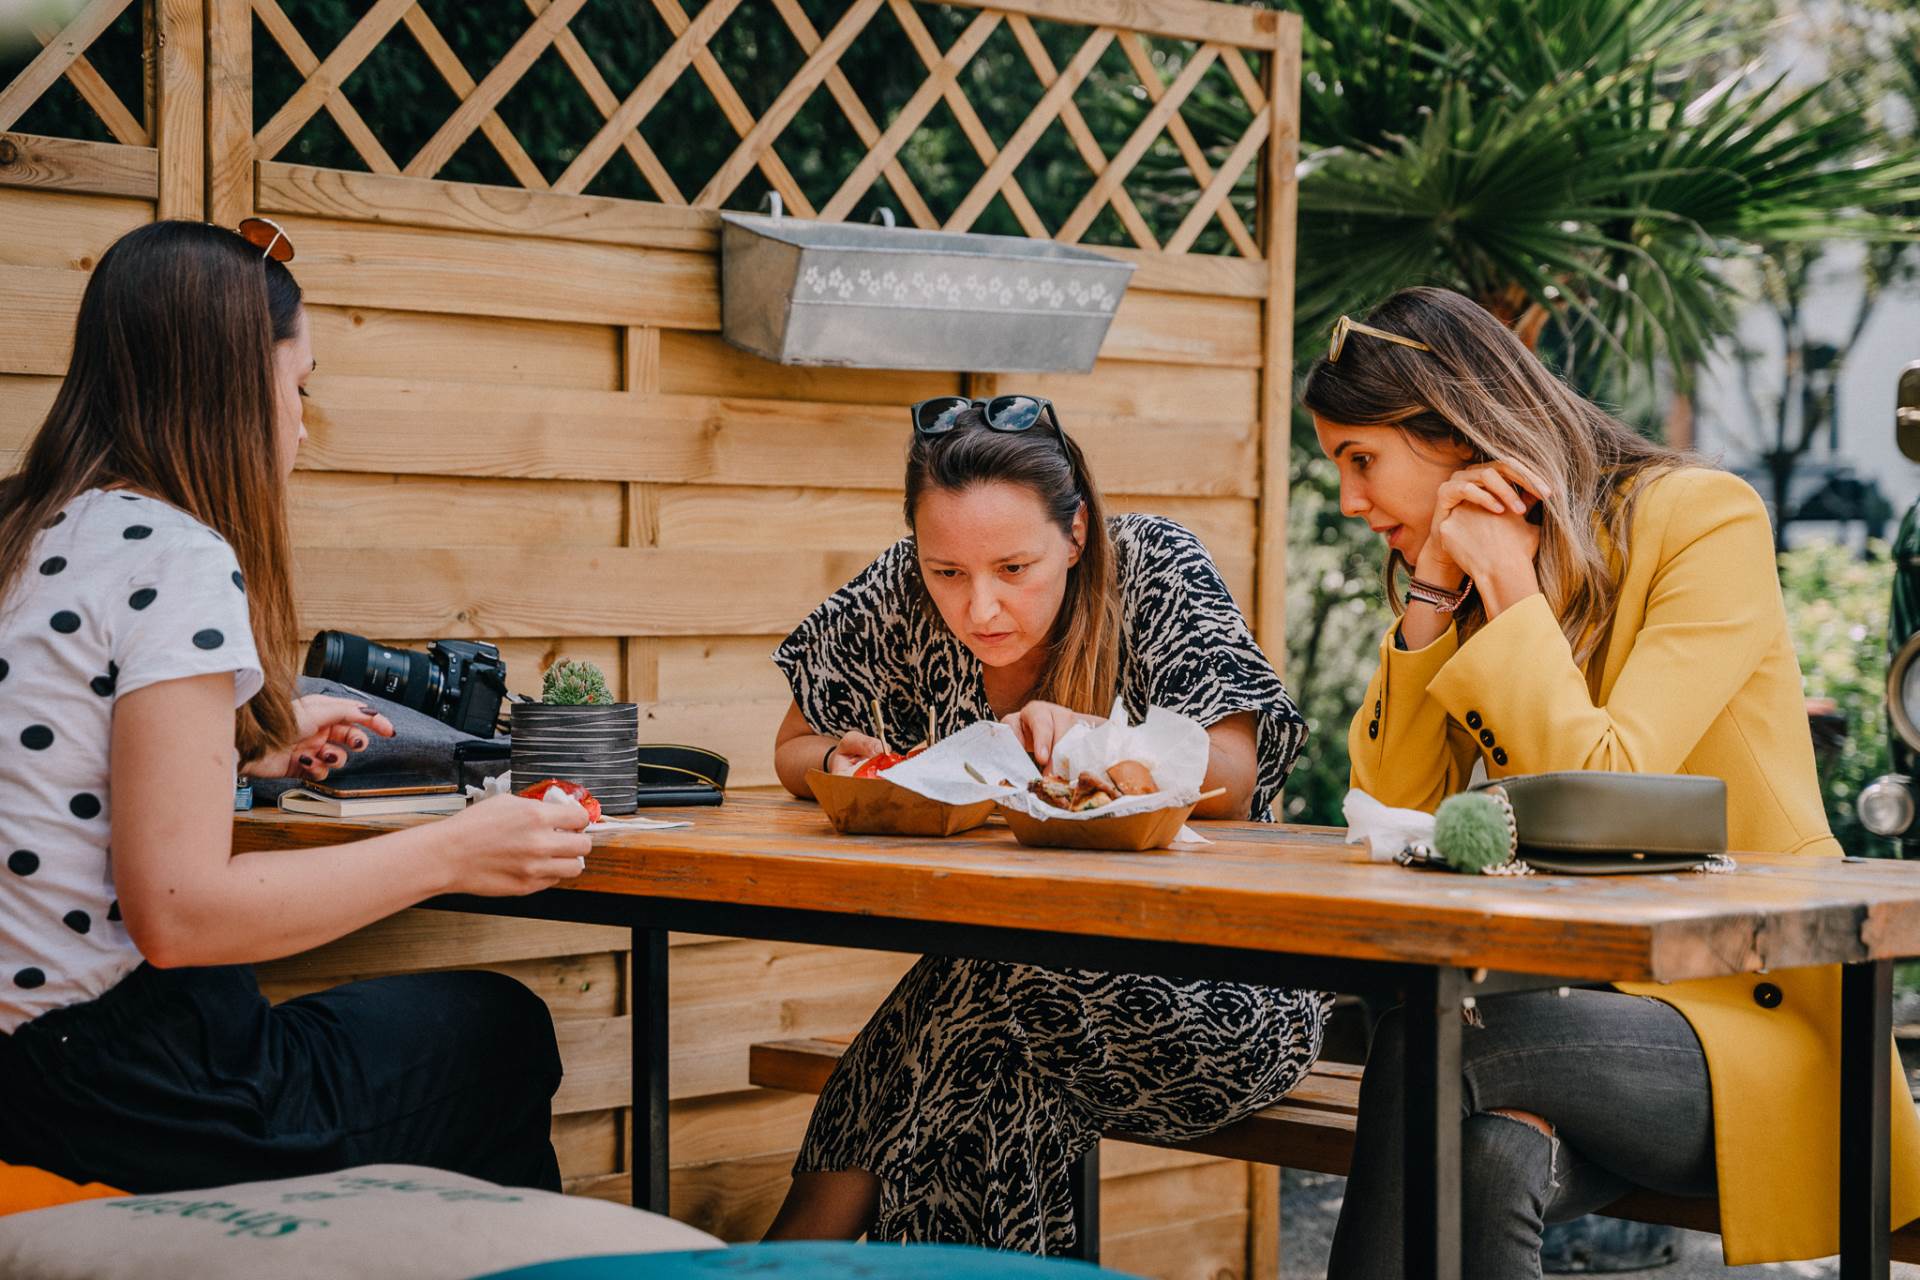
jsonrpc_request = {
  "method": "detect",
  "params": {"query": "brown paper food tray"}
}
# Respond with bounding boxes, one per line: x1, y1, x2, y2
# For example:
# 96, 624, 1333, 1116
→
808, 769, 997, 837
999, 801, 1198, 852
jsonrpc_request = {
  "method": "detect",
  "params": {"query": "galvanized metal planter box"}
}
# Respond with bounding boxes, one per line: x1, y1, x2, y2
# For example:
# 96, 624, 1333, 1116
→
720, 212, 1136, 373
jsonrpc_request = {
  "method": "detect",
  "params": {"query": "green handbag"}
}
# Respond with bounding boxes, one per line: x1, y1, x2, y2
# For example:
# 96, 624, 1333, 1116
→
1473, 771, 1727, 874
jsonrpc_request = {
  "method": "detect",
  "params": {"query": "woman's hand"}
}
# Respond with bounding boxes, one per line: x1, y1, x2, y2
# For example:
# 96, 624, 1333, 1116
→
246, 694, 396, 781
1425, 461, 1550, 616
826, 731, 890, 776
1004, 701, 1105, 771
433, 795, 592, 897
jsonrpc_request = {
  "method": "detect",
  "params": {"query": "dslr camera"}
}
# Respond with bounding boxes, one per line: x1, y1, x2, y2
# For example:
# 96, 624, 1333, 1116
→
304, 631, 508, 739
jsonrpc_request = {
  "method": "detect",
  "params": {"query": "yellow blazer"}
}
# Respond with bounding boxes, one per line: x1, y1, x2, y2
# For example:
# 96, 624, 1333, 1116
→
1348, 466, 1920, 1264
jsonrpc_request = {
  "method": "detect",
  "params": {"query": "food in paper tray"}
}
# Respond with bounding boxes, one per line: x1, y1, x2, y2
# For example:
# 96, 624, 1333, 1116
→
518, 778, 602, 824
1026, 760, 1161, 812
1106, 759, 1157, 796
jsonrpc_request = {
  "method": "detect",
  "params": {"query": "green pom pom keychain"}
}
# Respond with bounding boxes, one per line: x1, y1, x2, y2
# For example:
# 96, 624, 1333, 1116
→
1435, 791, 1515, 872
1398, 785, 1530, 875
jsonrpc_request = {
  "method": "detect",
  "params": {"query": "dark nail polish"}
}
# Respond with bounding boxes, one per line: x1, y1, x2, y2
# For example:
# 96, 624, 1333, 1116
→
298, 755, 313, 766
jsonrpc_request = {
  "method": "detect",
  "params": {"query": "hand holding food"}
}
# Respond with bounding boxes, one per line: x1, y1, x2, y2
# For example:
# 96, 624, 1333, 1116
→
1003, 700, 1104, 769
436, 794, 591, 896
827, 730, 890, 776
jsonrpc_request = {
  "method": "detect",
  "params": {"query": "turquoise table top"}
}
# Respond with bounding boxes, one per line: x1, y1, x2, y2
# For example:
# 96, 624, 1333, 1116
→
476, 1242, 1141, 1278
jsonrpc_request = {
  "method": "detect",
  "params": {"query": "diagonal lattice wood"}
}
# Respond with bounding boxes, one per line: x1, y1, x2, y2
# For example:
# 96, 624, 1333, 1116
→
695, 0, 883, 211
1117, 31, 1257, 257
29, 20, 147, 146
887, 0, 1047, 237
252, 0, 398, 175
1057, 41, 1218, 244
254, 0, 414, 163
819, 8, 1001, 224
772, 0, 937, 229
404, 0, 588, 181
527, 0, 685, 204
1222, 44, 1267, 114
945, 24, 1113, 234
1164, 100, 1267, 253
0, 0, 136, 135
401, 5, 548, 190
1004, 15, 1155, 251
650, 0, 812, 217
555, 0, 743, 196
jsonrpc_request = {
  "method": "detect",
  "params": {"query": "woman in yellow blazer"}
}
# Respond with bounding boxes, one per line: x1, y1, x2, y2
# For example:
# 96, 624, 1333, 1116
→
1303, 286, 1920, 1276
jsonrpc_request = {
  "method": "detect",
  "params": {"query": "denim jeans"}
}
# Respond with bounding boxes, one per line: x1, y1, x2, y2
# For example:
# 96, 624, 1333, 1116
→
1326, 988, 1716, 1280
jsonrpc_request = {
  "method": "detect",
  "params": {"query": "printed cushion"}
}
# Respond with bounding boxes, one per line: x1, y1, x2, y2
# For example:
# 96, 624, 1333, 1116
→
0, 1165, 721, 1280
0, 1163, 124, 1217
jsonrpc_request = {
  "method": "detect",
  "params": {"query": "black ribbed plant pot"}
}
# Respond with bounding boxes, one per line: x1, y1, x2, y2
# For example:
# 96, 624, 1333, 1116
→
510, 702, 639, 815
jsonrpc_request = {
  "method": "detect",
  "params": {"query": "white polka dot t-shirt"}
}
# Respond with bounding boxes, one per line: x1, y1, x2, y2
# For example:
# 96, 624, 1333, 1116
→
0, 489, 261, 1032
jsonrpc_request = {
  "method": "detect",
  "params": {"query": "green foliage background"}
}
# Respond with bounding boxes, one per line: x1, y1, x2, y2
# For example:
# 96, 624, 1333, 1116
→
8, 1, 1914, 839
1780, 541, 1894, 855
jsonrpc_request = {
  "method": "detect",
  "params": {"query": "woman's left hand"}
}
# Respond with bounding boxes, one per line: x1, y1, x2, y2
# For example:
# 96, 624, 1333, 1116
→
1428, 463, 1546, 614
245, 695, 396, 781
1004, 701, 1105, 771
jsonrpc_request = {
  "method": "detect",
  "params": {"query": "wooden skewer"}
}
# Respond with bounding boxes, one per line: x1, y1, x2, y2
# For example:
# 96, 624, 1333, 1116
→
1195, 787, 1228, 803
870, 696, 889, 751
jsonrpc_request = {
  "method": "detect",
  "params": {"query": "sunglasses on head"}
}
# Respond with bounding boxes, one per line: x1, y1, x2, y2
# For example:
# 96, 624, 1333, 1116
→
1328, 314, 1429, 364
911, 395, 1061, 440
237, 216, 295, 263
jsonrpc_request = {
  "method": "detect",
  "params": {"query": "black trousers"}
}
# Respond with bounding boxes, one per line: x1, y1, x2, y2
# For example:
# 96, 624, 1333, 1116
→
0, 963, 563, 1193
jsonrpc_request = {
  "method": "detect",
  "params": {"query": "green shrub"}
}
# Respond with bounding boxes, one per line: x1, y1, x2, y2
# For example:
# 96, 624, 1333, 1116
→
1778, 539, 1893, 856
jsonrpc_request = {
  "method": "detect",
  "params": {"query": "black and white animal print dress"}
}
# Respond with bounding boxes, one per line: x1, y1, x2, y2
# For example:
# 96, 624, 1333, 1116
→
772, 514, 1332, 1254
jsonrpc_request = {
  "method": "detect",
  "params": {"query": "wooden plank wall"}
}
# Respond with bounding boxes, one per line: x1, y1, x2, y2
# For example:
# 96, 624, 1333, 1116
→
0, 163, 1277, 1278
246, 166, 1277, 1278
0, 2, 1299, 1273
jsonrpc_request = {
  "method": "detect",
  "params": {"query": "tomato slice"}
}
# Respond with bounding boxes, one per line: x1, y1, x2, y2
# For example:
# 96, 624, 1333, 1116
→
518, 778, 603, 824
852, 752, 907, 779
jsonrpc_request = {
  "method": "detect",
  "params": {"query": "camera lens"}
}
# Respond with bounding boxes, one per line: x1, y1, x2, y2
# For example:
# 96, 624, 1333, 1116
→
304, 630, 444, 713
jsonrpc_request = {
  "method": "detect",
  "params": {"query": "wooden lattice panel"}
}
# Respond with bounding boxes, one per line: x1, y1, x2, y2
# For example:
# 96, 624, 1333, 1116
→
242, 0, 1284, 257
0, 0, 146, 145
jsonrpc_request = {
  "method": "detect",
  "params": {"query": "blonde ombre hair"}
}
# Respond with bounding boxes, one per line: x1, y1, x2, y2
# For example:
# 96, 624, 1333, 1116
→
1302, 287, 1697, 666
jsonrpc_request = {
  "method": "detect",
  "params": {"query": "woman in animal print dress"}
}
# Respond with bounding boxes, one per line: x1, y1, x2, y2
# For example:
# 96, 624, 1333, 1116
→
761, 394, 1331, 1254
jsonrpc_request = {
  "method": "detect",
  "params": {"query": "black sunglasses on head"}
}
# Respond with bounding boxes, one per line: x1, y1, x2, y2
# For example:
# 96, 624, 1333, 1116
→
910, 395, 1062, 440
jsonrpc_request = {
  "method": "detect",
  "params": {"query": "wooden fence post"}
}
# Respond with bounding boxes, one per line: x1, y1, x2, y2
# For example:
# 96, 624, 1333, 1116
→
1254, 14, 1302, 670
155, 0, 204, 219
205, 0, 250, 225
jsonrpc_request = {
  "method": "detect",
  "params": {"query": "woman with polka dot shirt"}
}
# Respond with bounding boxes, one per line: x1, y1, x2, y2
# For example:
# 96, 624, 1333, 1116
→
0, 222, 593, 1194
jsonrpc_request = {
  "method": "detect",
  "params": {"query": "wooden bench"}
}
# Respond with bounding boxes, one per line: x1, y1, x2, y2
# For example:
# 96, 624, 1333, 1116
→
750, 1036, 1920, 1264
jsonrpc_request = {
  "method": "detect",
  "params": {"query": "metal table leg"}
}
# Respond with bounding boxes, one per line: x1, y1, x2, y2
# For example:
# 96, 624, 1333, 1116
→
1403, 967, 1466, 1280
1841, 959, 1892, 1280
1069, 1146, 1101, 1262
632, 927, 670, 1214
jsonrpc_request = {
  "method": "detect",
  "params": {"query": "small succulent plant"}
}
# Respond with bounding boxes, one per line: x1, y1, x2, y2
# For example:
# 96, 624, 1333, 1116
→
542, 659, 613, 706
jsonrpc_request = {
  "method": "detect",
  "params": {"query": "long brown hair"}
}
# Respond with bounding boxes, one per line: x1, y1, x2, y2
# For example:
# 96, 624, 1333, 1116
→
1302, 286, 1696, 665
0, 220, 302, 759
904, 408, 1120, 715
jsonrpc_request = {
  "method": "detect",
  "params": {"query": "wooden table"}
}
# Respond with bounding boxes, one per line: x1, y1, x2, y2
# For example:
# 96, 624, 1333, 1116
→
236, 795, 1920, 1280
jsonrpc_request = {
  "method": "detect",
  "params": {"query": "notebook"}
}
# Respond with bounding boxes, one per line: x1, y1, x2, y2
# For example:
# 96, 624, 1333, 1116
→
278, 789, 468, 818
